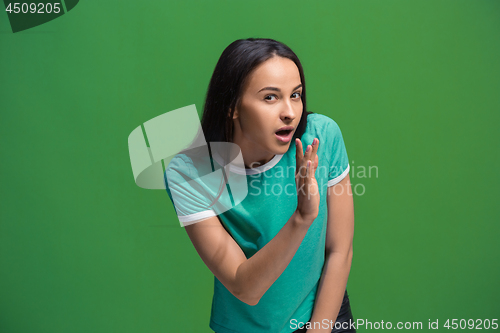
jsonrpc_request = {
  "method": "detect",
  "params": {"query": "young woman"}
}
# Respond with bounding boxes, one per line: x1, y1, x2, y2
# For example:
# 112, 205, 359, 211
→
165, 38, 355, 333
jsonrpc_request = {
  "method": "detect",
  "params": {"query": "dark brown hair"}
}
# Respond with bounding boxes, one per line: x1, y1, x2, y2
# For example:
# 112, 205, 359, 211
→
201, 38, 310, 143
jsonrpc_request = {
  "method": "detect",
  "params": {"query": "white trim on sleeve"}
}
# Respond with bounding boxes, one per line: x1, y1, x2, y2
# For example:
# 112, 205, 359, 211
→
327, 164, 350, 187
178, 210, 217, 227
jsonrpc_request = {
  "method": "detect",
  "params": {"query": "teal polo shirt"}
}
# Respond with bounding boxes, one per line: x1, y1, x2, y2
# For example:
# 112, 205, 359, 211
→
165, 113, 350, 333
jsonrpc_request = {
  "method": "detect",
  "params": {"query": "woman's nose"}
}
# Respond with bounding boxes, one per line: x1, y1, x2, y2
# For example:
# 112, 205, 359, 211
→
280, 101, 297, 121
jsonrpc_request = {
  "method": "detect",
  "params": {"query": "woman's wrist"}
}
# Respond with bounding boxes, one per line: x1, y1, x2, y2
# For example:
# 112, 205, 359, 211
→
292, 210, 315, 229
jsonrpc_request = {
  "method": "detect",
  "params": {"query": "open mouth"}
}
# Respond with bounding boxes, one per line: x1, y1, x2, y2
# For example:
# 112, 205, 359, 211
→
275, 127, 294, 143
276, 129, 292, 136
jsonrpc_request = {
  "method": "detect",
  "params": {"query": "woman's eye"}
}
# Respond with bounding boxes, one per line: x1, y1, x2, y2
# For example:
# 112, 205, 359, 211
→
292, 92, 302, 99
264, 94, 277, 101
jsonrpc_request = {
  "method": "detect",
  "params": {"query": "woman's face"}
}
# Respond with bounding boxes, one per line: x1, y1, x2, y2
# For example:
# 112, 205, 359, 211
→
232, 56, 303, 167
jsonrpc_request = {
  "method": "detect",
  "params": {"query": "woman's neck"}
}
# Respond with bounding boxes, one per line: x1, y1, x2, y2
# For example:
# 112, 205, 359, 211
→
243, 153, 275, 169
234, 139, 275, 169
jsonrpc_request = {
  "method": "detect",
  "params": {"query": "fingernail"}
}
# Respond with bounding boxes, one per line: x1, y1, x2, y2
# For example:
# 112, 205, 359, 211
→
306, 145, 311, 152
313, 138, 317, 145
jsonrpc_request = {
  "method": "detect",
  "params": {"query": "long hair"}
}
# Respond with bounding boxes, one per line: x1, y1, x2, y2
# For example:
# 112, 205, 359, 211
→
201, 38, 310, 144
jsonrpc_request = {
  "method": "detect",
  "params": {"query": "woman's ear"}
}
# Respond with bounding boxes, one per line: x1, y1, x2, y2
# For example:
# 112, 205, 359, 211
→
231, 99, 242, 119
230, 107, 239, 119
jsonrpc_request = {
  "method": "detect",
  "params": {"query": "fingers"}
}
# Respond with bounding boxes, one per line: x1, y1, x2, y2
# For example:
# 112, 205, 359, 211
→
303, 138, 319, 173
295, 138, 309, 179
309, 138, 319, 167
313, 154, 319, 171
295, 138, 319, 179
295, 138, 303, 170
306, 160, 312, 180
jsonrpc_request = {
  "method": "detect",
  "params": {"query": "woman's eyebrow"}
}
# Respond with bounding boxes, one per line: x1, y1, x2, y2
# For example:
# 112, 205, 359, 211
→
257, 84, 303, 93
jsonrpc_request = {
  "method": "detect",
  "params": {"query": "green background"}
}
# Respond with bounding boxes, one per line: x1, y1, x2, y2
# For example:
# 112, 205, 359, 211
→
1, 1, 499, 332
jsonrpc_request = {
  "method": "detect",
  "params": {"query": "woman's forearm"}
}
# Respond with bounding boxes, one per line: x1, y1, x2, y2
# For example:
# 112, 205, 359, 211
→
232, 210, 312, 305
306, 249, 353, 332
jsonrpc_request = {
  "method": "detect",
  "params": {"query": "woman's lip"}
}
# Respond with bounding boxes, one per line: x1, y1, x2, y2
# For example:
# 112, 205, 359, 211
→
275, 130, 293, 143
276, 126, 294, 132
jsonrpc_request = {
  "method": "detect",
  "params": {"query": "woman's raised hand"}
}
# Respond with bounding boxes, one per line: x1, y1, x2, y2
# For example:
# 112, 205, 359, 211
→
294, 138, 320, 226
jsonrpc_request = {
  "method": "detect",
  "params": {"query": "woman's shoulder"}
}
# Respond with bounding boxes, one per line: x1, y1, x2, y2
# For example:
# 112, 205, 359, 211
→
166, 153, 194, 175
165, 147, 211, 180
304, 112, 343, 140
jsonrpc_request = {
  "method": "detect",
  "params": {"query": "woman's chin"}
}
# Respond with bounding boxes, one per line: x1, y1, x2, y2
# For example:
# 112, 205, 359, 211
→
273, 142, 291, 155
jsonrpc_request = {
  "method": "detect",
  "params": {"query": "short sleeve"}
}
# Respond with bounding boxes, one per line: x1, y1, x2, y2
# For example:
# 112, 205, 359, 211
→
326, 119, 350, 186
164, 155, 216, 226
